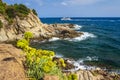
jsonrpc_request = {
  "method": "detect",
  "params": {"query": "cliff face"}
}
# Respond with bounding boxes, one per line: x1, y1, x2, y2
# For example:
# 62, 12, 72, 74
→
0, 1, 81, 42
0, 12, 51, 42
0, 11, 81, 42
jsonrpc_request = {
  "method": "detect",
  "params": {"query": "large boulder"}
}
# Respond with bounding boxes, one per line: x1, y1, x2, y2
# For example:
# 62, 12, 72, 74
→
0, 44, 26, 80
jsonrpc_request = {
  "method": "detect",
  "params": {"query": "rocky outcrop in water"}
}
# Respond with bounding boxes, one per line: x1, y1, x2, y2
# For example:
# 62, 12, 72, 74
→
49, 24, 83, 38
0, 11, 81, 42
0, 0, 82, 42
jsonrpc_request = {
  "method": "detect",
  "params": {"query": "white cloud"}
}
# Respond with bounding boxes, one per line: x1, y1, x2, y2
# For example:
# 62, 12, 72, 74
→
61, 0, 103, 6
61, 2, 68, 6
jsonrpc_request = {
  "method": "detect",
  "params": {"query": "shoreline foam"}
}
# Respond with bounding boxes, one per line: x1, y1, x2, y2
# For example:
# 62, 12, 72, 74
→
64, 32, 96, 42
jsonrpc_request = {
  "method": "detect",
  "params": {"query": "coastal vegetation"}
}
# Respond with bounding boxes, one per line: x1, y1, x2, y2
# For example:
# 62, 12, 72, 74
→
32, 9, 38, 16
68, 74, 77, 80
17, 32, 76, 80
0, 1, 29, 17
0, 0, 120, 80
0, 0, 37, 23
0, 0, 6, 14
0, 20, 3, 28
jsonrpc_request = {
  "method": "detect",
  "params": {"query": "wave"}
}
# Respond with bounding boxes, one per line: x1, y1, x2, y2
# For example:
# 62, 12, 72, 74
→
36, 32, 96, 43
65, 32, 96, 42
63, 56, 99, 72
77, 56, 98, 63
39, 31, 96, 43
48, 37, 60, 42
73, 24, 82, 30
48, 32, 96, 42
55, 54, 64, 58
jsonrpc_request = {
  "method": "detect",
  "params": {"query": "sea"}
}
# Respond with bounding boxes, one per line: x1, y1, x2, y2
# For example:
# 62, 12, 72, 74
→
31, 17, 120, 72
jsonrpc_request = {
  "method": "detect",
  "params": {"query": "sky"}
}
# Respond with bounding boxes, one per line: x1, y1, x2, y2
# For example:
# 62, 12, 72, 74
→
3, 0, 120, 17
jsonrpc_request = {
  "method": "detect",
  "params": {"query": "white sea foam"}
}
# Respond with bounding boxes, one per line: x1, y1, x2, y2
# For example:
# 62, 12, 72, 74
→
55, 54, 64, 58
35, 32, 96, 43
48, 37, 60, 42
43, 31, 96, 42
85, 56, 98, 61
63, 56, 99, 72
75, 56, 98, 70
65, 32, 96, 42
40, 40, 47, 43
77, 56, 98, 64
73, 24, 82, 30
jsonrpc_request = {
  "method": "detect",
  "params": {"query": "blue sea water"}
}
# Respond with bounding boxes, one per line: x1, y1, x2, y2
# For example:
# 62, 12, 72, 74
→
32, 17, 120, 69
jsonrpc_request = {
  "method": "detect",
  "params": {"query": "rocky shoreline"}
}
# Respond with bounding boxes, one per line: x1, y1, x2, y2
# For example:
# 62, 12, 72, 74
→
0, 2, 120, 79
0, 10, 82, 42
0, 44, 120, 80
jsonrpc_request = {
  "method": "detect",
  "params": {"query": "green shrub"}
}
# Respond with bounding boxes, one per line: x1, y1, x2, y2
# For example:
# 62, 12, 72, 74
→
14, 4, 30, 17
6, 6, 16, 18
5, 16, 14, 25
0, 1, 38, 25
32, 9, 37, 16
0, 20, 3, 28
68, 74, 77, 80
0, 1, 6, 14
17, 32, 64, 80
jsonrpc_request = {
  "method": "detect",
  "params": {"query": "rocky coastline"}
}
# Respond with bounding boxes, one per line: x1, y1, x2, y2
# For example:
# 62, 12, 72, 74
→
0, 10, 82, 43
0, 12, 120, 80
0, 44, 120, 80
0, 1, 120, 79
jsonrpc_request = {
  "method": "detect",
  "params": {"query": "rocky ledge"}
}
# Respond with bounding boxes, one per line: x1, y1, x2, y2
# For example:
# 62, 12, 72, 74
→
0, 44, 26, 80
0, 11, 82, 42
32, 24, 83, 41
65, 69, 120, 80
0, 44, 120, 80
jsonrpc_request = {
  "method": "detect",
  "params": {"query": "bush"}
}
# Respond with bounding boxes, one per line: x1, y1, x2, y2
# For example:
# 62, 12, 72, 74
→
0, 1, 6, 14
0, 20, 3, 28
6, 6, 16, 18
32, 9, 37, 16
17, 32, 64, 80
24, 32, 33, 42
4, 16, 14, 25
14, 4, 30, 17
68, 74, 77, 80
0, 1, 38, 25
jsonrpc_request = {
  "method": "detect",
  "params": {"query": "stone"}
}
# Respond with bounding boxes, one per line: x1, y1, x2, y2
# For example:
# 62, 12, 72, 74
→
0, 44, 26, 80
44, 75, 59, 80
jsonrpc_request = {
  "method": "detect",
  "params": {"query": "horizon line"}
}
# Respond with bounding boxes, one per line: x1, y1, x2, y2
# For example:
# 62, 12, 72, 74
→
40, 17, 120, 18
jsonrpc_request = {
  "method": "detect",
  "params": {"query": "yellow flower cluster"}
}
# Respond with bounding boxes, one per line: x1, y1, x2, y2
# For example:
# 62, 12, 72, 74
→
59, 58, 66, 67
17, 32, 64, 80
